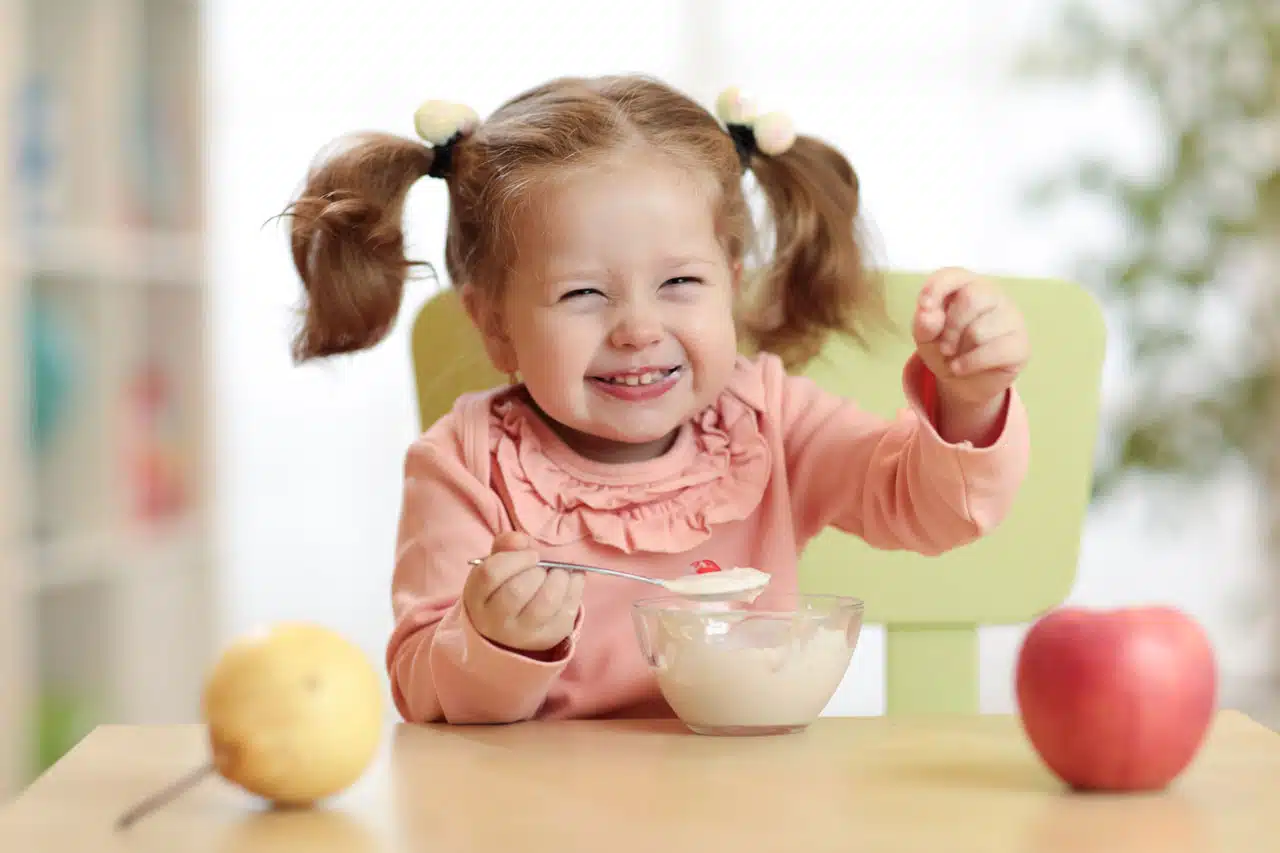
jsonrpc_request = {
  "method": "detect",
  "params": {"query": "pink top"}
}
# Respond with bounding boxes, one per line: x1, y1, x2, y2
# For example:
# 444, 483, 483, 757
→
387, 352, 1030, 724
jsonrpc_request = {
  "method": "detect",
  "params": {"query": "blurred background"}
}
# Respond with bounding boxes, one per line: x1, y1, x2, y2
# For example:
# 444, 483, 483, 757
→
2, 0, 1277, 797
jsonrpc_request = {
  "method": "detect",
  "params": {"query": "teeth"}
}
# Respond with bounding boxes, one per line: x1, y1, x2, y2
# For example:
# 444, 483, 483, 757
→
600, 368, 675, 386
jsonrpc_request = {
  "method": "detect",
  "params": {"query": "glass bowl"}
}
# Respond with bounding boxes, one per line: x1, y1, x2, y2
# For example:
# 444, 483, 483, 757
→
631, 593, 864, 736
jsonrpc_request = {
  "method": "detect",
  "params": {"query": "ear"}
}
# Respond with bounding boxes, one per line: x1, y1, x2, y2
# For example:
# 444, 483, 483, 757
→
461, 283, 518, 375
730, 260, 743, 293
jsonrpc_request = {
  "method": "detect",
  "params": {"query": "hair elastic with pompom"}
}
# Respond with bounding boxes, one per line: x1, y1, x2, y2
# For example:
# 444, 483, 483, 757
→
714, 87, 796, 169
413, 100, 480, 179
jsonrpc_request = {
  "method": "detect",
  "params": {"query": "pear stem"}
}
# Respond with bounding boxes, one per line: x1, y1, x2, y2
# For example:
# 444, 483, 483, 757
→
115, 762, 216, 831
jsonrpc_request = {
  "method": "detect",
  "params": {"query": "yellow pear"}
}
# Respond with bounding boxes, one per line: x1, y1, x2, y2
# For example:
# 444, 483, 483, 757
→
117, 622, 384, 830
203, 622, 384, 805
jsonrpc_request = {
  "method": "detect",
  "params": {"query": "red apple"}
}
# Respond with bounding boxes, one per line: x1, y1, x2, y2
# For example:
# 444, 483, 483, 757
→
1015, 605, 1217, 792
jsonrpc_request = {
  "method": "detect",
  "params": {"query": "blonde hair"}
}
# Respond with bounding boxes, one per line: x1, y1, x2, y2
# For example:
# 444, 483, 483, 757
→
282, 74, 885, 369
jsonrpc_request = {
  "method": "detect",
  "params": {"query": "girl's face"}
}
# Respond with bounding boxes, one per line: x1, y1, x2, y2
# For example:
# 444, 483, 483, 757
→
475, 154, 740, 463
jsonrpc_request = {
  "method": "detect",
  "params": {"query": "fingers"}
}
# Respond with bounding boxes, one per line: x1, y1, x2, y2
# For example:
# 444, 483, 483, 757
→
918, 269, 1024, 361
515, 568, 571, 629
938, 292, 998, 357
565, 570, 586, 611
468, 543, 540, 602
518, 568, 586, 633
911, 303, 946, 344
547, 570, 587, 645
914, 267, 980, 345
940, 301, 1000, 362
919, 267, 978, 310
523, 564, 587, 638
486, 567, 584, 652
492, 564, 546, 615
463, 531, 591, 653
949, 330, 1026, 376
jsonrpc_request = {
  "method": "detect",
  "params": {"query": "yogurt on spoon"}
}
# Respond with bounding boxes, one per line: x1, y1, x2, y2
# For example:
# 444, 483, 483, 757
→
662, 561, 771, 603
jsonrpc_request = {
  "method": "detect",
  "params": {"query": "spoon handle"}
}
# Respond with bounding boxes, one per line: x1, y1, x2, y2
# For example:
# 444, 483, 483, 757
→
538, 559, 670, 587
466, 558, 668, 588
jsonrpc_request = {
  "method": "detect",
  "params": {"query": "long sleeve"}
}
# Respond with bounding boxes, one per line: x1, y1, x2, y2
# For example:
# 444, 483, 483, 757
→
776, 352, 1030, 555
385, 423, 582, 724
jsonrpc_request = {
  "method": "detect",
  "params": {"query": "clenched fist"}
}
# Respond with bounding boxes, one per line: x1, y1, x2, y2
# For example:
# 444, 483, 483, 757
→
463, 532, 585, 655
912, 267, 1030, 408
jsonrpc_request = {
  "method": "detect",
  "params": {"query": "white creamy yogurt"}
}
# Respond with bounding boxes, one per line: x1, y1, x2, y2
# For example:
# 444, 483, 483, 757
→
660, 566, 771, 601
651, 619, 854, 730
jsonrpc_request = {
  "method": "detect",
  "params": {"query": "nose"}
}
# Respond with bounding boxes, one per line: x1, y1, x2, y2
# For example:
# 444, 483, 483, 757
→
608, 298, 664, 350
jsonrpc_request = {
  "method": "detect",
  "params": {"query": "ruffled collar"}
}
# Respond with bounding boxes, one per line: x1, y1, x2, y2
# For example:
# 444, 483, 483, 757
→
487, 358, 772, 554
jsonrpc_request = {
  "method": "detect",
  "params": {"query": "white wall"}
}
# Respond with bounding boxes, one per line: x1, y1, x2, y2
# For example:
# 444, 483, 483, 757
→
209, 0, 1271, 720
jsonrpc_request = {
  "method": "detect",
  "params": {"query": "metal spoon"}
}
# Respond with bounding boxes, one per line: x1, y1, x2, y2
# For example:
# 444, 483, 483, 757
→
466, 558, 768, 603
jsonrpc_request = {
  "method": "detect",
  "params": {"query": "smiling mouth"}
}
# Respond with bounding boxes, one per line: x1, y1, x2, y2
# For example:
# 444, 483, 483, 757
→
590, 366, 682, 387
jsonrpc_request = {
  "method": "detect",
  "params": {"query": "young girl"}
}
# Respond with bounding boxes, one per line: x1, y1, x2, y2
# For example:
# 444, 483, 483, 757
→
283, 75, 1030, 725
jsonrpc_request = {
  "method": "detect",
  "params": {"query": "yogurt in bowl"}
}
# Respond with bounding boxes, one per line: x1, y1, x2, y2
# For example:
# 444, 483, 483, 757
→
631, 591, 864, 736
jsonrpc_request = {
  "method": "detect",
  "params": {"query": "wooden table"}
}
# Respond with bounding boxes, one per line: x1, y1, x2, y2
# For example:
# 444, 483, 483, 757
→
2, 711, 1278, 851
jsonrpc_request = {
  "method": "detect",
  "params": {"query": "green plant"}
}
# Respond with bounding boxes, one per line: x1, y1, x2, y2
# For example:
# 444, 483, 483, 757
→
1017, 0, 1278, 501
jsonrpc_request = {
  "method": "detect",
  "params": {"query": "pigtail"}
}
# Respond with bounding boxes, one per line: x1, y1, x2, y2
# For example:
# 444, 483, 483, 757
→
746, 138, 885, 368
717, 90, 887, 370
281, 132, 435, 363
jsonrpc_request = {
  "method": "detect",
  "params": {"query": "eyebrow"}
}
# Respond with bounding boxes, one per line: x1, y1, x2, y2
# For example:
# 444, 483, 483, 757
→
540, 256, 718, 284
540, 268, 608, 286
663, 255, 717, 268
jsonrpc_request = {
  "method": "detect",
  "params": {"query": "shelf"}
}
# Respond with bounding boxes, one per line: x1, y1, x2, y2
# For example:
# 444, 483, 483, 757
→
15, 0, 203, 234
16, 0, 107, 229
131, 0, 203, 231
3, 0, 213, 793
24, 529, 115, 593
22, 514, 205, 595
33, 580, 115, 772
25, 272, 114, 542
11, 228, 204, 284
23, 265, 205, 540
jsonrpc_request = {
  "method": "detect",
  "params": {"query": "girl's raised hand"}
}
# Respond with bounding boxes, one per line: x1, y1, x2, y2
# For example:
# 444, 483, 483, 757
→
911, 267, 1029, 409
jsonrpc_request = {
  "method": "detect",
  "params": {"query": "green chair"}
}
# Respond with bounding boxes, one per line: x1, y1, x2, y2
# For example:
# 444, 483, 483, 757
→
410, 272, 1106, 716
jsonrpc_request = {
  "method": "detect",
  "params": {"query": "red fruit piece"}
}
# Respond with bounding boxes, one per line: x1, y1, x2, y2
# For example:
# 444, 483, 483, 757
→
691, 559, 722, 574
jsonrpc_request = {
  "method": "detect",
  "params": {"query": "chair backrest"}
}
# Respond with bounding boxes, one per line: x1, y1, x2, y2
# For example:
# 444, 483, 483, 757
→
411, 289, 507, 430
410, 272, 1106, 715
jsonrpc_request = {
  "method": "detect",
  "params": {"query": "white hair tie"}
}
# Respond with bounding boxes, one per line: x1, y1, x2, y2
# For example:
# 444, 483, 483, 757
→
413, 100, 480, 179
714, 86, 797, 163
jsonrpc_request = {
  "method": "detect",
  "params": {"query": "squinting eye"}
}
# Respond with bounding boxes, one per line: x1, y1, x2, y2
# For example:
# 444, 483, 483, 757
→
663, 277, 702, 287
561, 288, 603, 301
